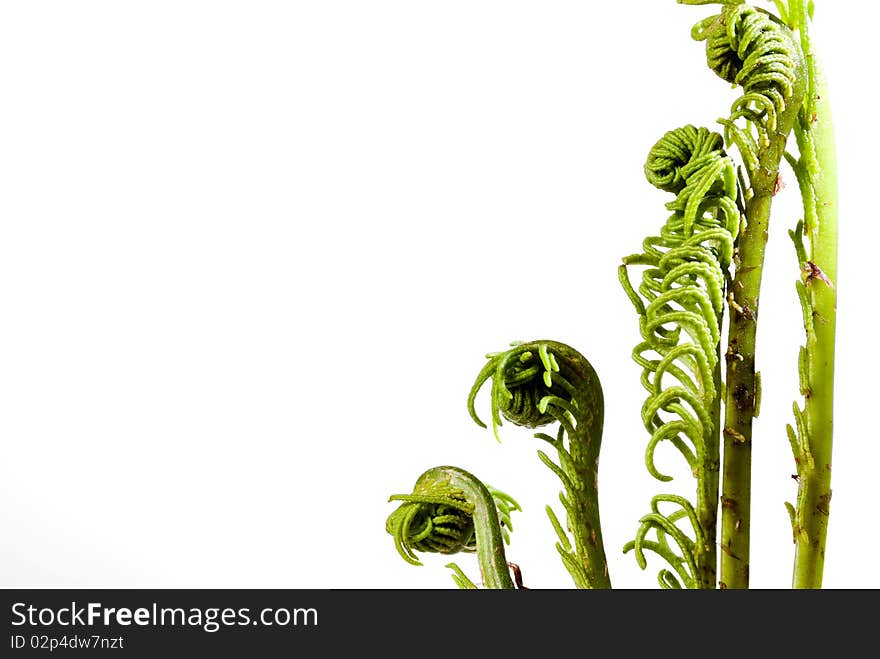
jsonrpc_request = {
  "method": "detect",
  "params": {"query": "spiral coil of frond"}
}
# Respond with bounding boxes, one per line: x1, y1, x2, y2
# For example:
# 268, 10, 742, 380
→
468, 340, 609, 589
619, 125, 741, 589
386, 490, 476, 563
691, 3, 801, 172
386, 465, 520, 589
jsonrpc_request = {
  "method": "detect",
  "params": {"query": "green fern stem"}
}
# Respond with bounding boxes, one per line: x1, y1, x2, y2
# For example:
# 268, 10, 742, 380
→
719, 189, 773, 590
721, 126, 811, 587
791, 70, 835, 590
468, 340, 610, 589
386, 465, 520, 589
783, 1, 837, 589
686, 1, 807, 588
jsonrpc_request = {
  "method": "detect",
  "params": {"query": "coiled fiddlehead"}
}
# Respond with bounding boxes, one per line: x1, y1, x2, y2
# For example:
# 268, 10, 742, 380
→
619, 125, 741, 589
467, 340, 609, 589
386, 465, 521, 589
690, 2, 802, 174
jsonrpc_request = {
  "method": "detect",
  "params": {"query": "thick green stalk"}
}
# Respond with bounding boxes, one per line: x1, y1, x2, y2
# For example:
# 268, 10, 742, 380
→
678, 0, 808, 588
702, 331, 723, 589
720, 76, 806, 590
790, 54, 837, 591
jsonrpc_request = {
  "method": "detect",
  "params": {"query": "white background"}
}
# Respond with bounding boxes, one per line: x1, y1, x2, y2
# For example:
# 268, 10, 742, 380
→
1, 1, 875, 589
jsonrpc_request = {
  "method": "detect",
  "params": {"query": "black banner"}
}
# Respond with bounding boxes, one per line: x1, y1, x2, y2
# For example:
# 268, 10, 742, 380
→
0, 589, 868, 655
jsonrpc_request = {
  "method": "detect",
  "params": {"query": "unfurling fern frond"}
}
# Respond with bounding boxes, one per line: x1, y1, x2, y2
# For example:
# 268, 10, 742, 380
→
468, 340, 609, 589
689, 2, 803, 174
386, 465, 521, 589
619, 125, 741, 589
683, 0, 807, 589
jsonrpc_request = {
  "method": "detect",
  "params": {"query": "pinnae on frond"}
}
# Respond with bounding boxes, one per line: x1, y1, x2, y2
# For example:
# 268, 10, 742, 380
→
619, 125, 741, 589
690, 4, 803, 173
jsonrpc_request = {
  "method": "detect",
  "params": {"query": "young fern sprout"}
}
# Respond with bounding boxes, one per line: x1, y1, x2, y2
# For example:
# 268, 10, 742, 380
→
619, 125, 741, 589
385, 465, 522, 589
383, 1, 837, 591
467, 340, 610, 589
680, 0, 806, 588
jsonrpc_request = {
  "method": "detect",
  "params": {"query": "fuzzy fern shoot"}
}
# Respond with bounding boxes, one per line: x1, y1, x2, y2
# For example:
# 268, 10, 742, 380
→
468, 341, 609, 589
386, 465, 521, 589
383, 0, 837, 590
619, 125, 741, 589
